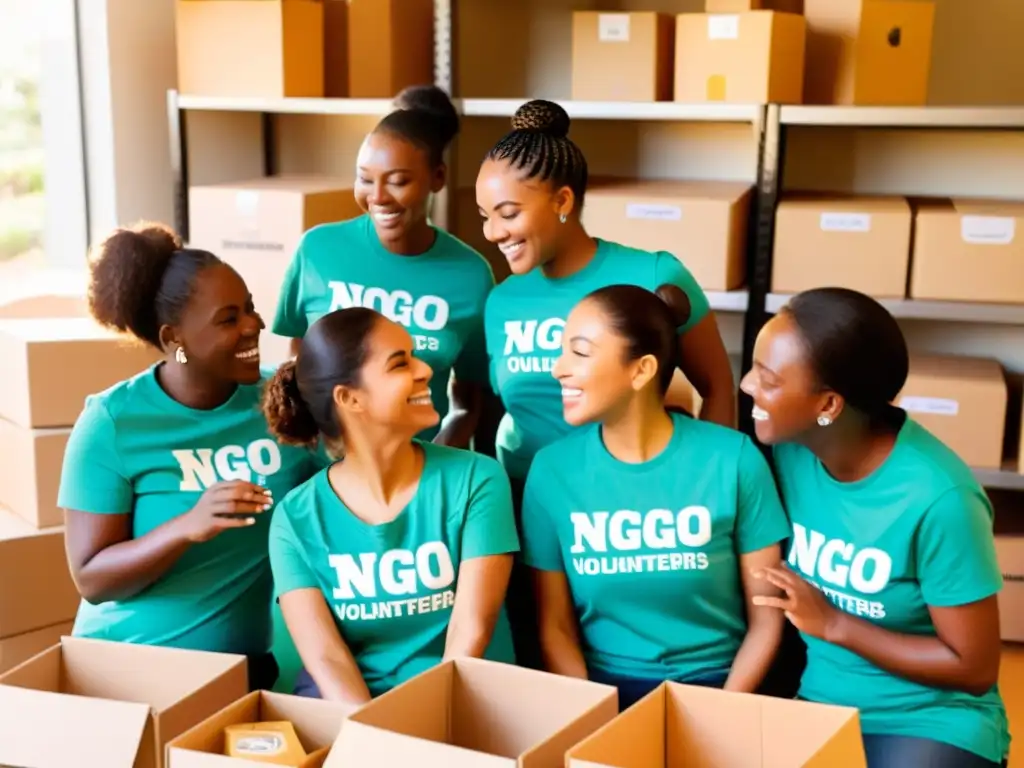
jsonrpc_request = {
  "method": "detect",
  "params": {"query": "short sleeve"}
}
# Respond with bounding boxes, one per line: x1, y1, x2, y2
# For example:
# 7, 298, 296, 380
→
917, 487, 1002, 607
735, 437, 791, 555
271, 244, 309, 339
269, 506, 318, 598
461, 457, 520, 560
57, 398, 133, 514
654, 252, 710, 332
519, 458, 564, 572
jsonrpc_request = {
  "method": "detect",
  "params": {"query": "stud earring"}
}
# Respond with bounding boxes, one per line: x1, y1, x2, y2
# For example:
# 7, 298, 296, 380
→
175, 346, 188, 364
817, 415, 832, 427
559, 213, 568, 224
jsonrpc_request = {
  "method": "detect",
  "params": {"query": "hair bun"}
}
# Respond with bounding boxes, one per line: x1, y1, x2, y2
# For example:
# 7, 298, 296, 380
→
511, 99, 571, 138
655, 283, 692, 328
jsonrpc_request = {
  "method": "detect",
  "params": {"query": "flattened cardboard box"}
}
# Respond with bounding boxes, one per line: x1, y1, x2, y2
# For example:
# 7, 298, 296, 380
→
0, 417, 69, 529
0, 636, 248, 768
567, 681, 866, 767
326, 658, 618, 767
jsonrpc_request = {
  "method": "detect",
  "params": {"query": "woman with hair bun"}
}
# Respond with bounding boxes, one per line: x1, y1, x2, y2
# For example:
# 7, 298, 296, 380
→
519, 284, 789, 710
262, 307, 518, 704
57, 222, 322, 690
742, 287, 1009, 768
274, 85, 492, 449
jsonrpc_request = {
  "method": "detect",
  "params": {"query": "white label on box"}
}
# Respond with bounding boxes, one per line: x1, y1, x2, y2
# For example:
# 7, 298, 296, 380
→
598, 14, 631, 43
626, 203, 683, 221
961, 216, 1016, 245
234, 190, 261, 219
820, 212, 871, 232
708, 15, 740, 40
899, 396, 959, 417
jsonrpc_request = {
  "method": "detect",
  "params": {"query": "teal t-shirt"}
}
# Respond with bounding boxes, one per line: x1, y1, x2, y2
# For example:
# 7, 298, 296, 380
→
774, 417, 1010, 764
521, 413, 790, 682
484, 239, 711, 479
269, 442, 520, 697
57, 364, 321, 656
272, 215, 495, 441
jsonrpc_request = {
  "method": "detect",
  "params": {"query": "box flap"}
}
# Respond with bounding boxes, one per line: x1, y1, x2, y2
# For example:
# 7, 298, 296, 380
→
565, 685, 664, 768
326, 720, 513, 768
0, 684, 150, 767
0, 506, 62, 541
761, 697, 865, 766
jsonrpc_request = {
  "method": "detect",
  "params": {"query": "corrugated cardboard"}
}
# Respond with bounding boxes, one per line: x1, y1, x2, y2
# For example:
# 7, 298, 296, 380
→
995, 535, 1024, 643
347, 0, 434, 98
674, 12, 806, 104
896, 355, 1007, 470
325, 658, 618, 767
0, 637, 249, 768
0, 507, 80, 639
583, 179, 752, 291
188, 176, 364, 365
176, 0, 324, 98
0, 620, 73, 675
0, 417, 69, 529
772, 195, 912, 297
168, 691, 355, 767
567, 682, 866, 766
804, 0, 935, 106
0, 316, 159, 429
910, 198, 1024, 305
571, 13, 675, 102
708, 0, 803, 10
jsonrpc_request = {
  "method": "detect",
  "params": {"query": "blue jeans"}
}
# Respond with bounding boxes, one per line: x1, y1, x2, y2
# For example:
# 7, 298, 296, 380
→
588, 668, 728, 712
293, 666, 323, 698
862, 734, 1005, 768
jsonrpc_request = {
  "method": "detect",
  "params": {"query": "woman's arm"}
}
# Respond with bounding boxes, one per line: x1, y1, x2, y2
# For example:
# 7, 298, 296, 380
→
676, 313, 736, 428
534, 569, 588, 678
724, 544, 785, 692
433, 378, 483, 449
444, 554, 513, 659
279, 589, 373, 706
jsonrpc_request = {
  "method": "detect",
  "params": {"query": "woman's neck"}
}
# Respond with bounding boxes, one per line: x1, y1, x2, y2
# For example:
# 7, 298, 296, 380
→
807, 418, 900, 483
381, 218, 436, 256
542, 223, 598, 279
156, 360, 237, 410
601, 396, 675, 464
337, 433, 421, 508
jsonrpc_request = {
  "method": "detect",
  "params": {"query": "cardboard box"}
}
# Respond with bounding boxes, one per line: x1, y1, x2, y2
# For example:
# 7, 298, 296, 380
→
583, 179, 752, 291
176, 0, 324, 98
707, 0, 803, 11
0, 620, 73, 675
995, 535, 1024, 643
0, 637, 249, 768
324, 0, 349, 98
675, 12, 806, 104
910, 199, 1024, 305
804, 0, 935, 106
571, 13, 675, 102
188, 176, 364, 365
0, 317, 159, 429
347, 0, 433, 98
772, 195, 912, 297
896, 355, 1007, 470
566, 682, 866, 766
0, 507, 81, 639
325, 658, 618, 767
168, 691, 354, 767
0, 417, 69, 529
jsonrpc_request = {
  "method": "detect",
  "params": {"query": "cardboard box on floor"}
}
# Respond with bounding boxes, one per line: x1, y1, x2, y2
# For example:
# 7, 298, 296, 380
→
571, 13, 675, 102
995, 535, 1024, 642
896, 355, 1007, 470
674, 11, 806, 104
325, 658, 618, 767
168, 690, 355, 767
0, 417, 69, 529
583, 179, 752, 292
910, 199, 1024, 305
567, 682, 866, 767
771, 195, 912, 297
176, 0, 324, 98
0, 317, 159, 429
0, 620, 73, 675
188, 176, 364, 366
347, 0, 433, 98
803, 0, 935, 106
0, 636, 249, 768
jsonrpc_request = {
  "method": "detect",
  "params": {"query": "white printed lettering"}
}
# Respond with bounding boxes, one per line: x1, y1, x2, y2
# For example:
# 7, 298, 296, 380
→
173, 439, 284, 491
328, 281, 450, 332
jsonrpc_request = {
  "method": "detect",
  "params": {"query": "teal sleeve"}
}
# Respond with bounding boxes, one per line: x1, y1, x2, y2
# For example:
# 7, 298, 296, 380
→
271, 245, 309, 339
269, 505, 318, 598
56, 399, 132, 514
654, 252, 710, 332
520, 459, 564, 572
735, 437, 791, 555
461, 457, 520, 560
917, 487, 1003, 607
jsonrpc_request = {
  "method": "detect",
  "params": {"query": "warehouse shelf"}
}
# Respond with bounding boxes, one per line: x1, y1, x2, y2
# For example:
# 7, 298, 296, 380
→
780, 105, 1024, 130
766, 293, 1024, 326
175, 94, 395, 116
459, 99, 763, 123
974, 465, 1024, 492
707, 290, 750, 313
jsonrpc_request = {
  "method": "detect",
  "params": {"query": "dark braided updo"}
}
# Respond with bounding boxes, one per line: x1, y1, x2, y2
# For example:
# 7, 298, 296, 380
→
485, 100, 589, 206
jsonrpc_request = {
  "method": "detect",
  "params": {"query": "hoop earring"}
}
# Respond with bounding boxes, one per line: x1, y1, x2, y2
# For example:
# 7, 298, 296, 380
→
175, 346, 188, 365
817, 415, 832, 427
559, 213, 568, 224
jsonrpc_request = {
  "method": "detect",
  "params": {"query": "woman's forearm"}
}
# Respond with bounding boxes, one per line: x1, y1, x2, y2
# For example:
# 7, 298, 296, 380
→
724, 612, 784, 693
309, 650, 373, 706
540, 625, 589, 679
697, 388, 737, 429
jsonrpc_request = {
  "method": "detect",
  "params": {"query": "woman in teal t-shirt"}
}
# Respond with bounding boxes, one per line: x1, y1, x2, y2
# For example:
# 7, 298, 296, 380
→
262, 307, 519, 705
741, 287, 1009, 768
58, 222, 322, 691
273, 86, 494, 449
520, 284, 789, 711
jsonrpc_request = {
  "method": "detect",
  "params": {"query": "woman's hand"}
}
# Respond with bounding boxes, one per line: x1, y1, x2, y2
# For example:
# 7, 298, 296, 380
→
752, 563, 841, 641
176, 481, 273, 543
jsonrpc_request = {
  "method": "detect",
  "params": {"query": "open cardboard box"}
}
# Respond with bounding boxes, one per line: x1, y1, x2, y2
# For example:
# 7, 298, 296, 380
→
0, 636, 249, 768
567, 682, 866, 767
326, 658, 618, 767
167, 690, 355, 767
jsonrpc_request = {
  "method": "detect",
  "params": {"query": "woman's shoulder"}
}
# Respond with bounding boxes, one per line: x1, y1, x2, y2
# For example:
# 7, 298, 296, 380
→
299, 215, 369, 253
422, 443, 508, 486
273, 469, 325, 519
